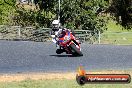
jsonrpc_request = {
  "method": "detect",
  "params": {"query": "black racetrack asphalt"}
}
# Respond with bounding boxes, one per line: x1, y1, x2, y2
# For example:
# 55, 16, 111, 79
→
0, 40, 132, 73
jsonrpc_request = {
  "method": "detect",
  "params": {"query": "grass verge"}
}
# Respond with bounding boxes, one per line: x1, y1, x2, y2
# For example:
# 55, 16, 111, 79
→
101, 20, 132, 45
0, 70, 132, 88
0, 79, 132, 88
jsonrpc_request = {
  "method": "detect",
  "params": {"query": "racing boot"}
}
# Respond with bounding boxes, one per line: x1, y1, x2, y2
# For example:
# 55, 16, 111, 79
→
56, 49, 65, 54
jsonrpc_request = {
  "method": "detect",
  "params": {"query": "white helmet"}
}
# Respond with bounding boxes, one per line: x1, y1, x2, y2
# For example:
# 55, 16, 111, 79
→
52, 20, 59, 25
52, 20, 60, 31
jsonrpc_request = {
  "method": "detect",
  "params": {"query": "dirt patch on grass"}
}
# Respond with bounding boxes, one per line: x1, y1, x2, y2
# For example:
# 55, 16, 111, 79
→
0, 72, 75, 82
0, 70, 132, 82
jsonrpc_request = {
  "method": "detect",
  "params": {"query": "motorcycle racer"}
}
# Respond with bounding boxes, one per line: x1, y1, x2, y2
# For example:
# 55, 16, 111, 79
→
50, 20, 74, 54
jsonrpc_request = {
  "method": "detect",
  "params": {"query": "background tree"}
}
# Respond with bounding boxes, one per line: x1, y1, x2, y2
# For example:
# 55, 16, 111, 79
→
0, 0, 109, 32
108, 0, 132, 28
0, 0, 16, 25
58, 0, 108, 32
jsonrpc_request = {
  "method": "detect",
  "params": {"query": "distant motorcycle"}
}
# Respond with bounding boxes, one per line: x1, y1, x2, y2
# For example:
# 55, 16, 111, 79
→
53, 30, 83, 56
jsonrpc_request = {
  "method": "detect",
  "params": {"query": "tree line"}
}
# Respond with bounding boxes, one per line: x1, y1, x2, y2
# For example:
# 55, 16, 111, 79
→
0, 0, 131, 31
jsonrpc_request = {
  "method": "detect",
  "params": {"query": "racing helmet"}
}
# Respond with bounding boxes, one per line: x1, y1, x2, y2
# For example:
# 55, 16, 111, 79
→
52, 20, 60, 31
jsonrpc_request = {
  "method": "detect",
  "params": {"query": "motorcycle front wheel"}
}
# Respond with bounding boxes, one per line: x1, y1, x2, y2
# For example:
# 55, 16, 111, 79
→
70, 43, 83, 56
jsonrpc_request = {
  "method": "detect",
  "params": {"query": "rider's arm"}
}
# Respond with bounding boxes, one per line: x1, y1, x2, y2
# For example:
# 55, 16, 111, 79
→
50, 30, 55, 38
50, 30, 60, 44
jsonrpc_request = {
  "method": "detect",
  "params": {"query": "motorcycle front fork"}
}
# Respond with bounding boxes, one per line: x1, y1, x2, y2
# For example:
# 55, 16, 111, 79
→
56, 43, 71, 54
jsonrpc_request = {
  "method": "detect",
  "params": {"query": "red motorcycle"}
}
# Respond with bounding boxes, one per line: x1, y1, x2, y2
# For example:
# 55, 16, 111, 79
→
54, 30, 83, 56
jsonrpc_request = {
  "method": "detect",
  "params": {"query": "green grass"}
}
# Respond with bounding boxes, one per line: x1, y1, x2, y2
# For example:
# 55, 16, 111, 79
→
105, 20, 132, 32
100, 20, 132, 45
0, 79, 131, 88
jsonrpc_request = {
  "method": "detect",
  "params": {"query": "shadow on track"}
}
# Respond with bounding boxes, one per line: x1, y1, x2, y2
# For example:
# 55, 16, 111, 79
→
50, 54, 77, 57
